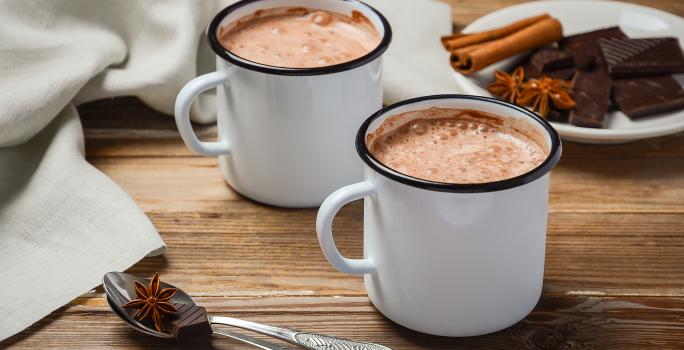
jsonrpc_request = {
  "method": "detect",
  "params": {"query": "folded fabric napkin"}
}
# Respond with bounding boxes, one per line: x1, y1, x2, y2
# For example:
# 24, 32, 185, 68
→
0, 0, 453, 341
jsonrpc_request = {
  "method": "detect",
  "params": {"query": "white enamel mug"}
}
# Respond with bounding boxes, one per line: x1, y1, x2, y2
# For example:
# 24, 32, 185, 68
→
175, 0, 391, 208
316, 95, 562, 337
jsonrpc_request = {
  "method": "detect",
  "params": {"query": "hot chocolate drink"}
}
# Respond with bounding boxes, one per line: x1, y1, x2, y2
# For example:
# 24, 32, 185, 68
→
367, 108, 549, 184
218, 7, 380, 68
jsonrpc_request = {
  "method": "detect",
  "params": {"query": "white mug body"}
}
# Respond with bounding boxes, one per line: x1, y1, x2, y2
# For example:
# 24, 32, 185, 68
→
364, 169, 549, 336
316, 95, 562, 337
216, 57, 382, 207
175, 0, 391, 207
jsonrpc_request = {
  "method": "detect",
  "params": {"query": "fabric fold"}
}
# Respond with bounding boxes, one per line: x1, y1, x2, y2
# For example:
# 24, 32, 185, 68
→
0, 105, 165, 340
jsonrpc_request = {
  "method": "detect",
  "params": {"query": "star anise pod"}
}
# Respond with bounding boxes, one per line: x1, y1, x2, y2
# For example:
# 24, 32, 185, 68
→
516, 76, 576, 118
123, 273, 177, 332
487, 67, 525, 103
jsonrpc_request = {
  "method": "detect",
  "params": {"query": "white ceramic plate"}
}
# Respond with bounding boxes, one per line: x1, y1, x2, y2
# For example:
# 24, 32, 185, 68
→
454, 0, 684, 144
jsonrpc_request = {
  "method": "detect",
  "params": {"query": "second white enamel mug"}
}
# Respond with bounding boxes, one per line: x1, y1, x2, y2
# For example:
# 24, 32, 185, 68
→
175, 0, 391, 207
317, 95, 562, 337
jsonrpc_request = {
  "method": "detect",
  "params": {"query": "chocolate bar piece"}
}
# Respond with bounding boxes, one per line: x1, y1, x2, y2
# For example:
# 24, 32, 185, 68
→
599, 37, 684, 77
165, 303, 212, 339
520, 48, 574, 79
568, 69, 612, 128
561, 27, 627, 69
530, 48, 574, 72
521, 59, 541, 79
547, 67, 576, 80
612, 75, 684, 118
547, 108, 569, 123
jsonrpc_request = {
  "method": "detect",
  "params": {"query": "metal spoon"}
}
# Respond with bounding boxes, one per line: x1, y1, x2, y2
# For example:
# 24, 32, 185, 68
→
103, 272, 392, 350
105, 296, 290, 350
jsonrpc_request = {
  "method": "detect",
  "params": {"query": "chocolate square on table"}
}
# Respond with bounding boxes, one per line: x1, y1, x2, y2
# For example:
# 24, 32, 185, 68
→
561, 27, 627, 69
612, 75, 684, 118
568, 68, 612, 128
598, 37, 684, 77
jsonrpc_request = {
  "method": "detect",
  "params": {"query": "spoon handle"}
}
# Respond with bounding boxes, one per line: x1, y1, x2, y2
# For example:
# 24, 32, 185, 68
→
213, 329, 294, 350
210, 316, 392, 350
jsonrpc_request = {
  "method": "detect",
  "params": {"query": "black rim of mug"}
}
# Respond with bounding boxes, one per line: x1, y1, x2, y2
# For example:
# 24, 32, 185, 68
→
356, 94, 563, 193
206, 0, 393, 76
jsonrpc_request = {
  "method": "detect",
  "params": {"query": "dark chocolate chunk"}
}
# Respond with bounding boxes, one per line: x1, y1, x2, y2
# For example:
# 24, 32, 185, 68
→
561, 27, 627, 69
521, 59, 541, 79
607, 97, 619, 112
530, 48, 574, 73
547, 67, 576, 80
612, 75, 684, 118
599, 37, 684, 77
568, 69, 612, 128
547, 108, 569, 123
165, 303, 212, 339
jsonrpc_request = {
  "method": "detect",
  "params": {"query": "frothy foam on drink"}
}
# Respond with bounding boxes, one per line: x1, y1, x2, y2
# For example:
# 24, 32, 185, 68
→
218, 7, 381, 68
366, 108, 549, 184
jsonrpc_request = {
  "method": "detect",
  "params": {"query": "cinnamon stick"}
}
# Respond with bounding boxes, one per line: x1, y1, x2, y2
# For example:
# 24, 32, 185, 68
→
441, 14, 550, 51
453, 17, 563, 75
449, 43, 488, 66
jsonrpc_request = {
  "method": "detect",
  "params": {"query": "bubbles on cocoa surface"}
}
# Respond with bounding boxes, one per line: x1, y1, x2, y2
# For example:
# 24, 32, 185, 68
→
410, 120, 429, 135
368, 113, 546, 184
219, 8, 380, 68
311, 11, 332, 25
317, 57, 329, 65
487, 145, 501, 153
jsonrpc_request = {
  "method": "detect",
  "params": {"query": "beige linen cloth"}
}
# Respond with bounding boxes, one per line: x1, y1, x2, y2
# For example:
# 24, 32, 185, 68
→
0, 0, 453, 341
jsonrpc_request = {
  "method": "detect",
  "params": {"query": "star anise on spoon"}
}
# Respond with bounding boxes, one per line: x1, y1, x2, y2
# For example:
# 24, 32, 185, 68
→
122, 273, 177, 332
487, 67, 525, 103
516, 76, 576, 118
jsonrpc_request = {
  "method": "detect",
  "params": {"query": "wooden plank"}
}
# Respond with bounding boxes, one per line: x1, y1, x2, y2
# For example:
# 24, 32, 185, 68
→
21, 208, 670, 298
5, 295, 684, 349
87, 155, 684, 213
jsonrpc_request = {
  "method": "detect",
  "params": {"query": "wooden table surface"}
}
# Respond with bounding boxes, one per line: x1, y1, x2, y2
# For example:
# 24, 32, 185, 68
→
4, 1, 684, 349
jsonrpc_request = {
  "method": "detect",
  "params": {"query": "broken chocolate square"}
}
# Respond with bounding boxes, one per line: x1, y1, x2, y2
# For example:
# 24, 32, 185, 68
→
599, 37, 684, 77
547, 108, 570, 123
166, 303, 213, 339
546, 67, 576, 81
561, 27, 627, 69
612, 75, 684, 118
568, 69, 612, 128
530, 48, 574, 73
521, 59, 542, 79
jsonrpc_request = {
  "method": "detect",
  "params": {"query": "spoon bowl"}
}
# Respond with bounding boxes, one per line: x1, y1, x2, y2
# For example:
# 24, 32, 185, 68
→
103, 272, 190, 338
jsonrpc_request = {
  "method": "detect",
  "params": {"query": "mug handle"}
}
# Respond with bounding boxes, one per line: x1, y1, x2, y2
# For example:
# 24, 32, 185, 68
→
174, 70, 231, 156
316, 181, 377, 275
